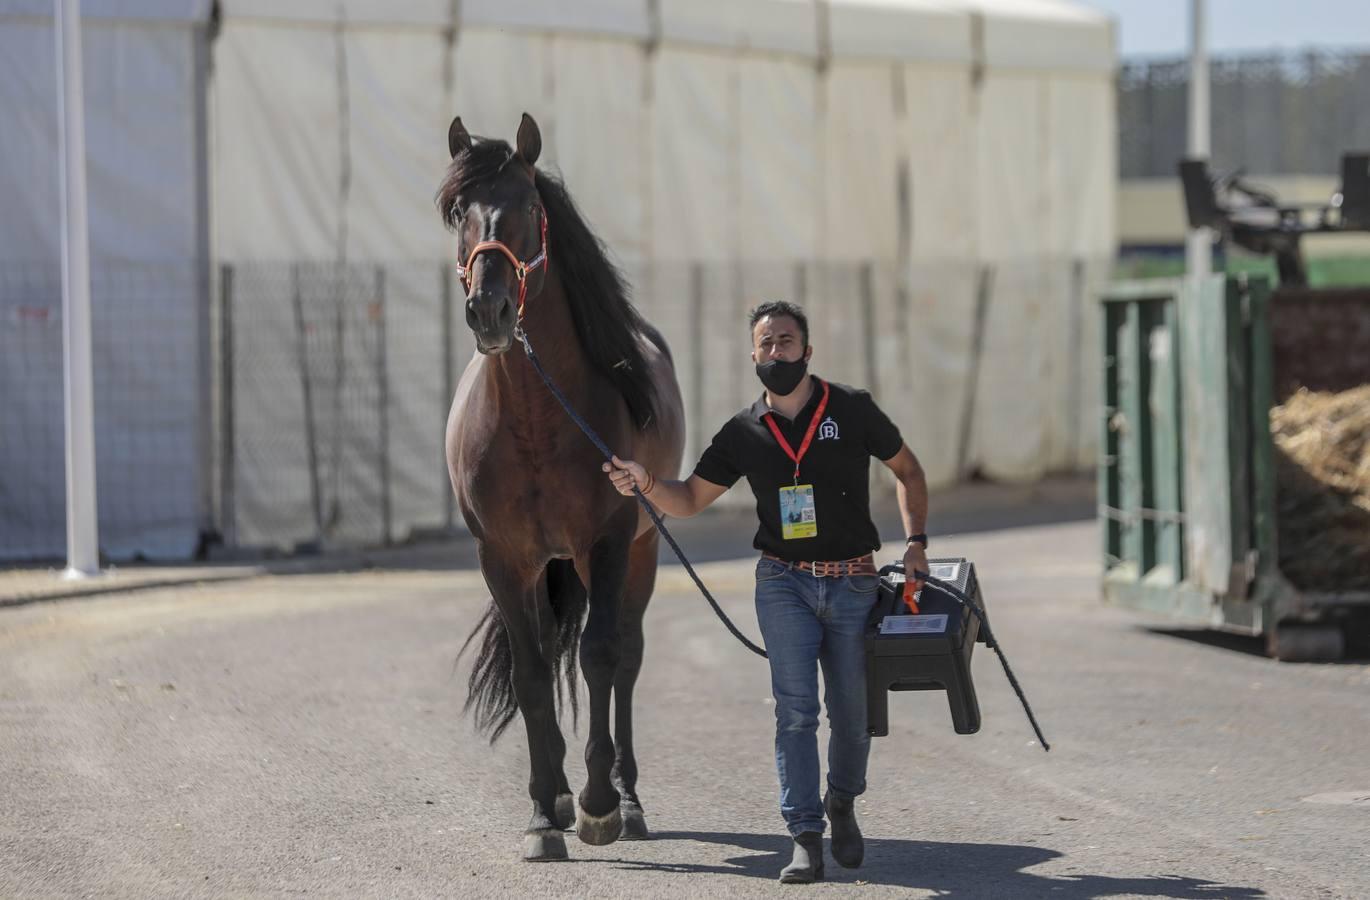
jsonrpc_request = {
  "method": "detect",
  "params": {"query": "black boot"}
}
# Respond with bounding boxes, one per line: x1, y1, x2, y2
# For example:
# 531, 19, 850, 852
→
779, 831, 825, 884
824, 791, 864, 868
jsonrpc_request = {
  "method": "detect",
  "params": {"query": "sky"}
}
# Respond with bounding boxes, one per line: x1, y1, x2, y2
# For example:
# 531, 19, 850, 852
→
1076, 0, 1370, 58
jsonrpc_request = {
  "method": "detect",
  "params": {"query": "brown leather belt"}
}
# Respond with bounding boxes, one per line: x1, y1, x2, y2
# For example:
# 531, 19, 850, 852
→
762, 552, 878, 578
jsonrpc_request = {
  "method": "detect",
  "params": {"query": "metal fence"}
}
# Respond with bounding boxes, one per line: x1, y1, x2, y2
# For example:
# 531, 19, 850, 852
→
0, 261, 206, 562
211, 256, 1110, 555
2, 255, 1107, 559
213, 262, 459, 553
1119, 48, 1370, 178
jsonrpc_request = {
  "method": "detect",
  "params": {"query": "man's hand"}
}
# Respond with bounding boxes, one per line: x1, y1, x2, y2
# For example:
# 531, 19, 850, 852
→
603, 456, 651, 497
903, 541, 928, 595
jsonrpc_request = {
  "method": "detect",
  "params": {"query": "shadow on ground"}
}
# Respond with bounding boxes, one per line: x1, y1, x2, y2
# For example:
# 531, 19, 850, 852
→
1144, 626, 1370, 663
1144, 627, 1270, 658
615, 830, 1263, 898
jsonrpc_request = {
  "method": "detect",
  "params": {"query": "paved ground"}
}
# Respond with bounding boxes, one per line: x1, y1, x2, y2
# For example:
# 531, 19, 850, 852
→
2, 486, 1368, 898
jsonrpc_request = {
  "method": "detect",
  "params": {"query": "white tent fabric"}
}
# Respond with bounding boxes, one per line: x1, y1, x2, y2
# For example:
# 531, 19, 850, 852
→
0, 1, 209, 22
0, 7, 207, 560
211, 24, 344, 261
208, 0, 1115, 537
828, 1, 970, 62
1, 0, 1115, 558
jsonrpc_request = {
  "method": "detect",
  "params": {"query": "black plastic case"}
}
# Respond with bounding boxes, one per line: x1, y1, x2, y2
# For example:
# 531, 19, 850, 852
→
865, 558, 985, 736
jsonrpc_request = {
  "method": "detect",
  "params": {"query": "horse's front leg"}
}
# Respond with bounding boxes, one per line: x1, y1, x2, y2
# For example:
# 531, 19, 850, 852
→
574, 529, 633, 846
537, 560, 581, 832
613, 531, 659, 840
482, 555, 568, 861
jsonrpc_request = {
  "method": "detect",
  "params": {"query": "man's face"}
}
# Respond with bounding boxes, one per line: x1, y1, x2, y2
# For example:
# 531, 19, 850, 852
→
751, 315, 811, 364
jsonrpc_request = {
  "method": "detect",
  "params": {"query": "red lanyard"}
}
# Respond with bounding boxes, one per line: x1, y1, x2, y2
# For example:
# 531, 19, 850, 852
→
762, 379, 830, 484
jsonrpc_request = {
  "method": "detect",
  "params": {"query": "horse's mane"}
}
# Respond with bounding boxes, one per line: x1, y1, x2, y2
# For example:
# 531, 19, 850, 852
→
436, 139, 658, 429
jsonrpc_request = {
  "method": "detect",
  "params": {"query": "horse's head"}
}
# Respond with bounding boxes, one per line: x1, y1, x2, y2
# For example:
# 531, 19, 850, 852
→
438, 113, 548, 355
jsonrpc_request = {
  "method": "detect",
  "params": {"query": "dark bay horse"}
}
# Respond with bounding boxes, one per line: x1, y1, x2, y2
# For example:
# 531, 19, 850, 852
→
438, 114, 685, 861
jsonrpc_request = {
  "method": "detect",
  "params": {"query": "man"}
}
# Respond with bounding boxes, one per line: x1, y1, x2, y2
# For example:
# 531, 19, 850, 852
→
604, 300, 930, 884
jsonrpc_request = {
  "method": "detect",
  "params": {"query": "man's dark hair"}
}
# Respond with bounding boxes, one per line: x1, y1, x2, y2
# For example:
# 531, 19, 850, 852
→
748, 300, 809, 347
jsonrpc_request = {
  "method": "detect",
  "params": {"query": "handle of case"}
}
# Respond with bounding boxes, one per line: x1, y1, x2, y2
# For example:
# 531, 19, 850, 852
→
902, 568, 929, 614
902, 581, 919, 614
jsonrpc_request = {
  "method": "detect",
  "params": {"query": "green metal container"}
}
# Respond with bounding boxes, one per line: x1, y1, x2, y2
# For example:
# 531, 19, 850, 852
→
1099, 274, 1370, 660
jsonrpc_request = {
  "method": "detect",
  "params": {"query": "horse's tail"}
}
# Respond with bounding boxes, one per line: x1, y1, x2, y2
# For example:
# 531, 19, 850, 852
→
457, 559, 587, 743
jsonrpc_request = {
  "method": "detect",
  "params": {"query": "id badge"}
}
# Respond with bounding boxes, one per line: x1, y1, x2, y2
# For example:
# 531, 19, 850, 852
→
778, 484, 818, 540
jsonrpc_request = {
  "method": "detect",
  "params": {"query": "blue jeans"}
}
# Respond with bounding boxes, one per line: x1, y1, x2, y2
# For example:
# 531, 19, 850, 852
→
754, 557, 882, 837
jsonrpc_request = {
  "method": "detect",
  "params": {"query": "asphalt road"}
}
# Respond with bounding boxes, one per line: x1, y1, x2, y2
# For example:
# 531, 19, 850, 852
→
2, 517, 1368, 898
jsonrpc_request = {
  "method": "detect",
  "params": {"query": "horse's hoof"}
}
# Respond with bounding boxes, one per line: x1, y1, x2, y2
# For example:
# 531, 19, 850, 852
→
620, 801, 650, 840
554, 793, 576, 832
522, 828, 569, 862
575, 804, 623, 846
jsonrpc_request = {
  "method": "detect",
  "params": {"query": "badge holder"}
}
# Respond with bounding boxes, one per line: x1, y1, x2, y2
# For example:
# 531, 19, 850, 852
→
864, 558, 986, 737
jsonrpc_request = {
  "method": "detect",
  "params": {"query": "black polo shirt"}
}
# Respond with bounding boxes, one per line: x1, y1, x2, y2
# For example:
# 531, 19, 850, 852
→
692, 377, 903, 562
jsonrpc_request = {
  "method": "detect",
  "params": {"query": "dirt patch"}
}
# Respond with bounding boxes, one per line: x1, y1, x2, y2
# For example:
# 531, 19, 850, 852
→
1271, 385, 1370, 591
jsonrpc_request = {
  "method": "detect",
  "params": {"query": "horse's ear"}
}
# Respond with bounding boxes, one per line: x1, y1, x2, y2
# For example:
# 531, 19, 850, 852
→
448, 116, 472, 158
516, 113, 541, 167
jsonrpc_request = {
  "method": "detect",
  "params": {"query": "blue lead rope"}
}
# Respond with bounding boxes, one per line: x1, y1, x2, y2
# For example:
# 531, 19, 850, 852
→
882, 564, 1051, 752
514, 326, 769, 659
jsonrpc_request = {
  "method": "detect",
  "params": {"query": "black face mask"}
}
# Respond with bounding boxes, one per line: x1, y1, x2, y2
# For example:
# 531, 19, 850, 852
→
756, 357, 808, 396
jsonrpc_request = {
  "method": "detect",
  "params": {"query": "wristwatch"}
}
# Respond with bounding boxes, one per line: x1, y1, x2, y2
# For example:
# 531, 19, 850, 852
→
905, 533, 928, 548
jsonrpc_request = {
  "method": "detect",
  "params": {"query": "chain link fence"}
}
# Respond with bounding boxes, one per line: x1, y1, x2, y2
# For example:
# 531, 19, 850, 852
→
2, 255, 1106, 560
1, 261, 205, 561
1120, 48, 1370, 178
213, 262, 460, 553
211, 256, 1110, 555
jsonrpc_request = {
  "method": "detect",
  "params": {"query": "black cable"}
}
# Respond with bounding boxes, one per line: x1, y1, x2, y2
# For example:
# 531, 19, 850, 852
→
908, 567, 1051, 752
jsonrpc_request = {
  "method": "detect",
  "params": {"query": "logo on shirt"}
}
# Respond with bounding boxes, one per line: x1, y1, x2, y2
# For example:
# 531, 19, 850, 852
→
817, 416, 840, 441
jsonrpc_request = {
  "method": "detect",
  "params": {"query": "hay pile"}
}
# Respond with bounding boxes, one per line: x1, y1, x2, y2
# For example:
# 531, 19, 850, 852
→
1270, 384, 1370, 591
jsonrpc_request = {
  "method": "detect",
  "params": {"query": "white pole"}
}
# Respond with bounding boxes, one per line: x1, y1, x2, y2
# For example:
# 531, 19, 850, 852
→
56, 0, 100, 578
1185, 0, 1212, 280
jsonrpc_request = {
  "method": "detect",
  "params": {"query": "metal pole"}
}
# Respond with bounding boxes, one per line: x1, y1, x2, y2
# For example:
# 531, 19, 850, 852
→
293, 265, 325, 548
1185, 0, 1212, 281
218, 264, 237, 547
1066, 258, 1085, 469
56, 0, 99, 578
858, 261, 878, 398
689, 262, 704, 466
441, 264, 455, 531
375, 266, 391, 546
192, 20, 214, 544
956, 265, 994, 481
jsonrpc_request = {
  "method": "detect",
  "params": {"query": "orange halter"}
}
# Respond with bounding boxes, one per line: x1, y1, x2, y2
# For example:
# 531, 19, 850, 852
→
455, 211, 549, 320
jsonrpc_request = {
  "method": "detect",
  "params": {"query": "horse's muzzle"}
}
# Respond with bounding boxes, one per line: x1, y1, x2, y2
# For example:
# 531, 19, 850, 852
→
467, 294, 516, 354
475, 333, 514, 355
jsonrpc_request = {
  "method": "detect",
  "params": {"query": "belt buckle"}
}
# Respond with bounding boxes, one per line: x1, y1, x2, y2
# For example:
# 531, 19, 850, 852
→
815, 560, 834, 578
